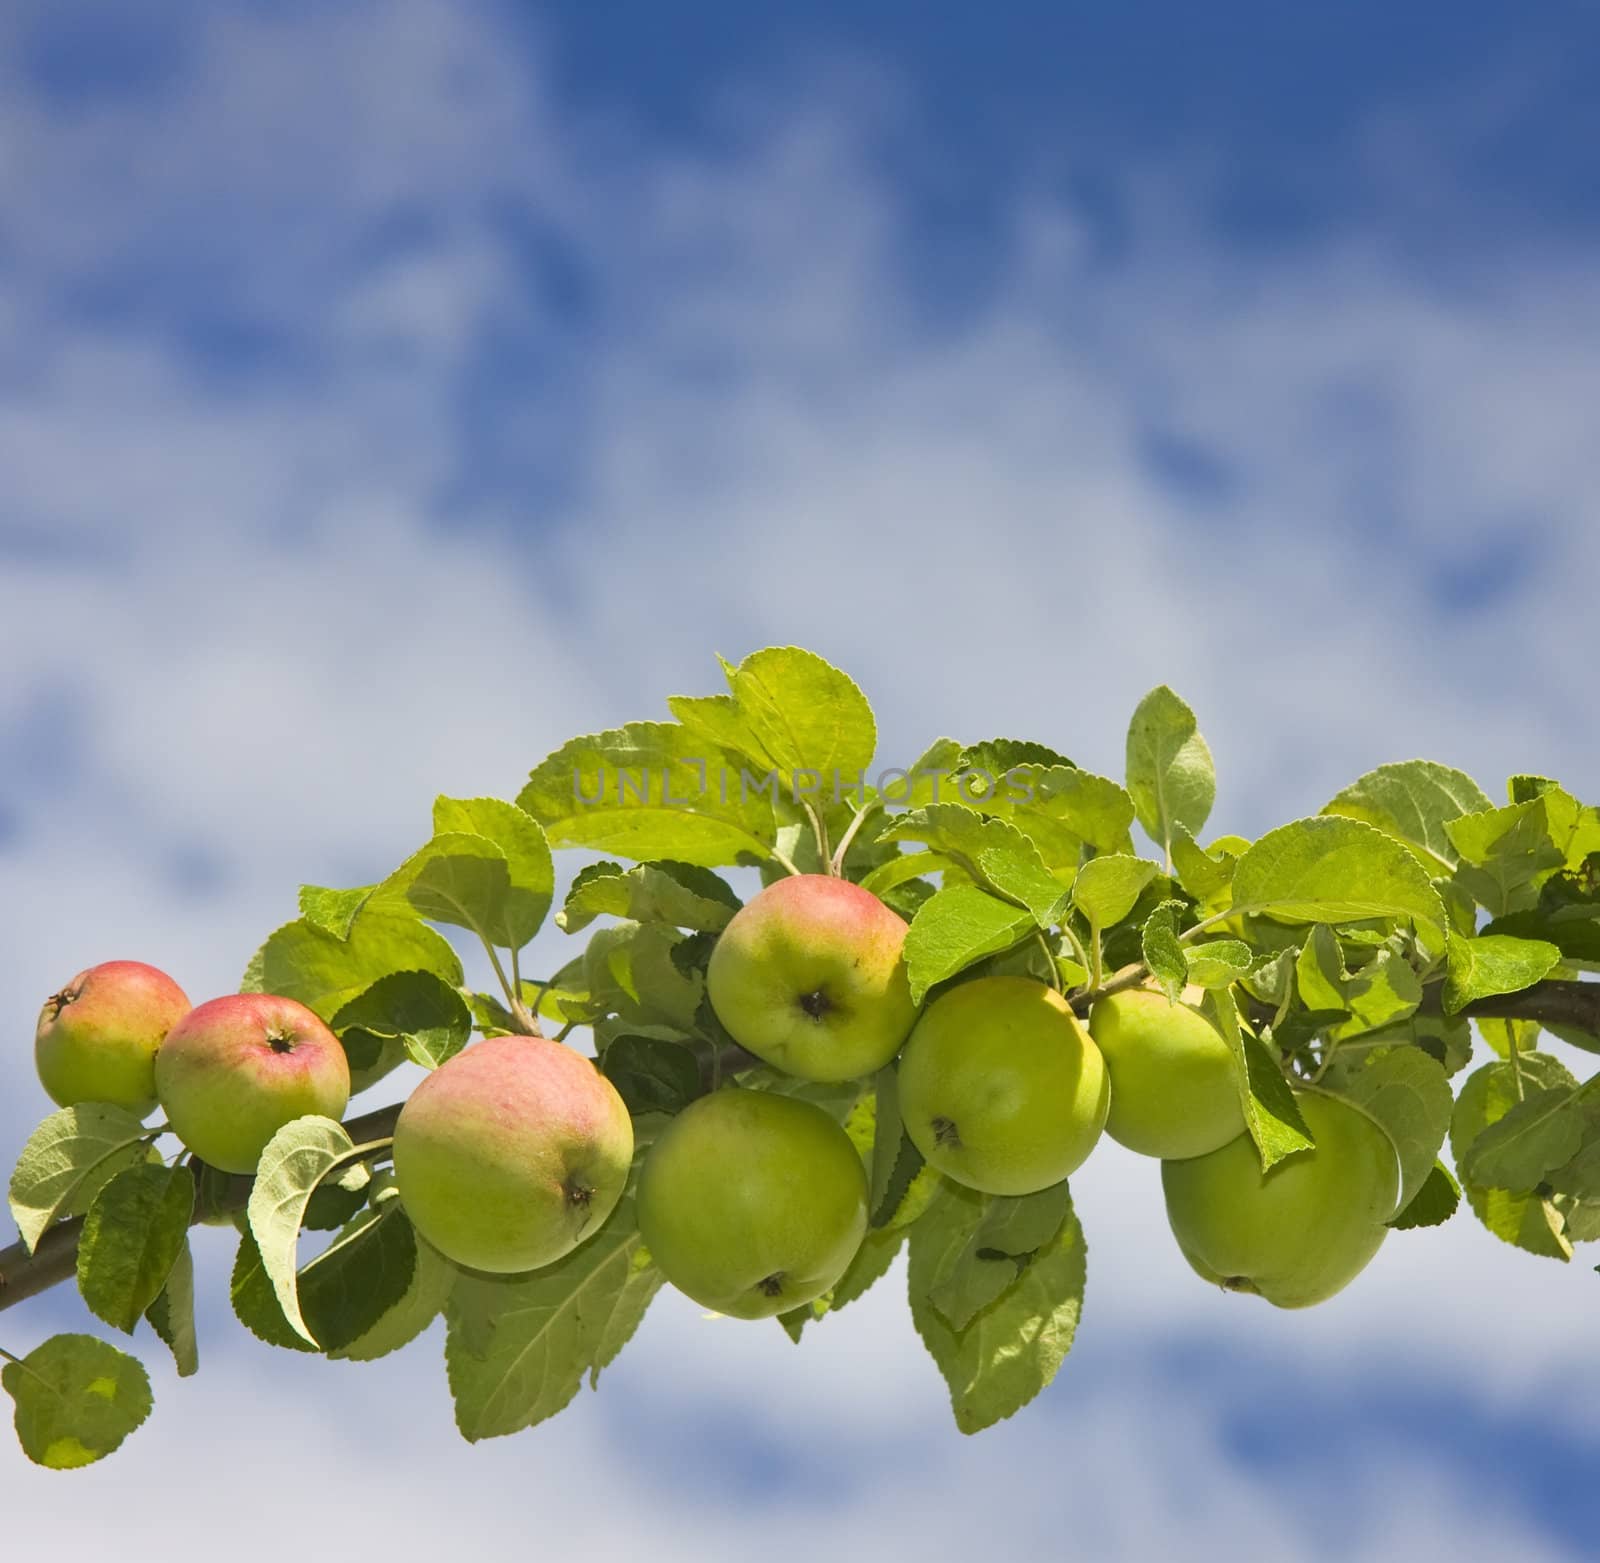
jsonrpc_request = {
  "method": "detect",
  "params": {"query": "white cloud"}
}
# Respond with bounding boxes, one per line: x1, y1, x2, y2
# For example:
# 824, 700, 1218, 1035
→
1, 0, 1598, 1550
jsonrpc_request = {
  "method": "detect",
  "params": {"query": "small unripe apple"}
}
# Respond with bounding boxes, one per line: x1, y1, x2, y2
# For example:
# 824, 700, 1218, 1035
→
1089, 985, 1244, 1159
898, 975, 1109, 1196
637, 1088, 868, 1319
393, 1036, 634, 1274
1161, 1088, 1399, 1308
706, 874, 917, 1082
35, 960, 191, 1115
155, 994, 351, 1174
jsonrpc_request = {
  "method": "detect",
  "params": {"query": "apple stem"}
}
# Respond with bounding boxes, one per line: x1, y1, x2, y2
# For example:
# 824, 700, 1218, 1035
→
1058, 923, 1093, 993
1506, 1024, 1528, 1102
700, 1038, 758, 1093
1070, 958, 1156, 1014
801, 801, 834, 874
341, 1137, 396, 1164
481, 935, 543, 1037
767, 845, 803, 878
1034, 931, 1063, 992
829, 799, 882, 877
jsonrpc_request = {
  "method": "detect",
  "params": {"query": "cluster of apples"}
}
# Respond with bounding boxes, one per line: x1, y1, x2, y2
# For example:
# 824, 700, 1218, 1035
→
35, 961, 351, 1173
34, 874, 1399, 1321
666, 872, 1399, 1315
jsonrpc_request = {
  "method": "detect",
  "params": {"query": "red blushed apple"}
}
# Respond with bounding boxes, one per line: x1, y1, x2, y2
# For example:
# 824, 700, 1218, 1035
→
155, 994, 351, 1174
706, 874, 918, 1082
36, 960, 192, 1115
392, 1035, 634, 1274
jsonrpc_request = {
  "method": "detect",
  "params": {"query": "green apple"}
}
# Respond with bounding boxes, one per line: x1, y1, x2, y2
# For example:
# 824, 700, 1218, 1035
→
35, 960, 191, 1115
1161, 1088, 1399, 1308
636, 1088, 867, 1319
1089, 984, 1244, 1159
155, 994, 351, 1174
706, 874, 917, 1082
898, 975, 1109, 1196
393, 1035, 634, 1274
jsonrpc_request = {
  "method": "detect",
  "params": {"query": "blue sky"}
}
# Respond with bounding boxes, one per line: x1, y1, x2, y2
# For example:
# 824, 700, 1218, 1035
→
4, 2, 1600, 1555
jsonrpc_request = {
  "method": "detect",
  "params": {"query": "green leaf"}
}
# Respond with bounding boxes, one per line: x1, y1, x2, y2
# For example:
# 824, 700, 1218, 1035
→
1321, 1045, 1452, 1218
781, 1218, 909, 1341
433, 796, 555, 945
1475, 1016, 1543, 1062
1406, 1007, 1475, 1078
1446, 800, 1567, 917
826, 1225, 904, 1312
243, 902, 464, 1023
1125, 685, 1215, 855
1443, 934, 1562, 1016
1460, 1086, 1594, 1192
1547, 1139, 1600, 1199
739, 1067, 866, 1126
230, 1228, 315, 1353
1071, 855, 1159, 929
3, 1334, 152, 1469
1295, 927, 1423, 1040
669, 928, 718, 981
558, 860, 740, 935
624, 922, 706, 1032
1505, 778, 1600, 868
76, 1163, 194, 1334
1140, 899, 1188, 1003
661, 693, 773, 769
1183, 939, 1254, 989
1555, 1192, 1600, 1243
902, 885, 1037, 1005
884, 738, 964, 812
331, 969, 473, 1071
246, 1117, 359, 1348
1230, 816, 1447, 947
908, 1179, 1086, 1435
519, 722, 779, 867
232, 1174, 402, 1354
947, 762, 1136, 866
1388, 1162, 1460, 1230
293, 1203, 419, 1353
955, 739, 1076, 777
686, 645, 878, 784
859, 849, 955, 900
329, 1231, 456, 1363
925, 1182, 1074, 1332
297, 884, 372, 938
377, 831, 523, 949
879, 805, 1066, 923
8, 1104, 154, 1255
302, 1180, 370, 1232
1484, 851, 1600, 969
1206, 989, 1313, 1171
1027, 768, 1137, 857
144, 1241, 198, 1377
1451, 1055, 1576, 1261
1240, 945, 1298, 1011
868, 1067, 926, 1227
601, 1035, 704, 1115
1170, 823, 1236, 908
445, 1174, 661, 1439
1323, 760, 1493, 868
